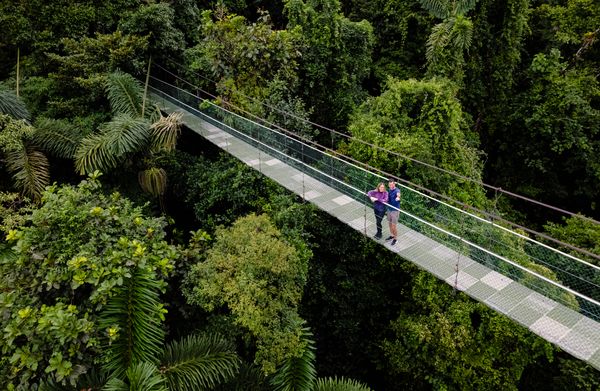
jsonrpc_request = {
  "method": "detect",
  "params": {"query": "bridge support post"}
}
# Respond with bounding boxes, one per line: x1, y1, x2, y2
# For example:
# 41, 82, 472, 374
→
453, 207, 468, 293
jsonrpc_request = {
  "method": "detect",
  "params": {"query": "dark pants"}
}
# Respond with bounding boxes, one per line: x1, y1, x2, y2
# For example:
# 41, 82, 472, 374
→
374, 208, 385, 236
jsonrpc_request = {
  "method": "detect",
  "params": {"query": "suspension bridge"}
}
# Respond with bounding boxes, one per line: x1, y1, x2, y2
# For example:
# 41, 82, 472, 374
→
148, 71, 600, 370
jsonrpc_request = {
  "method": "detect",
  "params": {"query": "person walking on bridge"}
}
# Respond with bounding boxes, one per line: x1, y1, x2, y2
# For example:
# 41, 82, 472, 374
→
367, 182, 388, 239
386, 179, 401, 245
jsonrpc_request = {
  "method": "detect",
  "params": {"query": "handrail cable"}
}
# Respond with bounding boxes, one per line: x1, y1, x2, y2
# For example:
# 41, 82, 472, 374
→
158, 58, 600, 226
149, 74, 600, 263
149, 82, 600, 310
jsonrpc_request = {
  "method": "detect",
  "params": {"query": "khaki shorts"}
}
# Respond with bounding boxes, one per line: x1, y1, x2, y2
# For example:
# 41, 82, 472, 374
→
387, 210, 399, 223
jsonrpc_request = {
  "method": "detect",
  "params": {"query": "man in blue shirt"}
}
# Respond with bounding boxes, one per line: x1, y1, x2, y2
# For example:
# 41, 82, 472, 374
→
386, 179, 401, 245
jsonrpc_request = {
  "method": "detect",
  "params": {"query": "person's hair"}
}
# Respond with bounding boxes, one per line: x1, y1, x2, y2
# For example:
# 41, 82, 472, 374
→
377, 182, 385, 190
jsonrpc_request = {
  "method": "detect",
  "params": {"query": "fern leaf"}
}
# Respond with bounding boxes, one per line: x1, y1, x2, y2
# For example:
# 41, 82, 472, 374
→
214, 362, 267, 391
455, 0, 478, 15
450, 15, 474, 51
161, 333, 241, 391
426, 21, 453, 64
104, 362, 167, 391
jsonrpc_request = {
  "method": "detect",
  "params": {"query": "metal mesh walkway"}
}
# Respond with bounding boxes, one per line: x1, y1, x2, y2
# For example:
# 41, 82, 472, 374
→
148, 79, 600, 370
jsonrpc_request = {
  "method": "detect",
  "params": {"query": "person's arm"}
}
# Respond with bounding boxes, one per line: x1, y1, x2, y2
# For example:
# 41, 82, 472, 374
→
367, 190, 377, 202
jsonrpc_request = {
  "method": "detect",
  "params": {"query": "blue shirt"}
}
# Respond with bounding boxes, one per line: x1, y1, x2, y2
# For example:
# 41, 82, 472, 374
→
387, 188, 400, 211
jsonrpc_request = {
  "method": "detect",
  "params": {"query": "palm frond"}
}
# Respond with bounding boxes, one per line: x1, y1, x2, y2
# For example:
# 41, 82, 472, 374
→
161, 333, 241, 391
450, 15, 473, 51
426, 21, 453, 65
270, 327, 316, 391
32, 117, 86, 159
5, 144, 49, 201
313, 377, 373, 391
75, 115, 150, 174
0, 88, 30, 121
99, 268, 165, 376
106, 71, 144, 117
150, 111, 183, 152
138, 167, 167, 197
455, 0, 478, 15
214, 362, 267, 391
75, 366, 109, 390
417, 0, 451, 19
104, 362, 167, 391
103, 377, 128, 391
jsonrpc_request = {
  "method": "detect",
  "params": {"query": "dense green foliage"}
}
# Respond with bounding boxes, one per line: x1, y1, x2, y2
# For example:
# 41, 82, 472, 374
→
1, 0, 600, 389
343, 77, 486, 205
0, 174, 176, 388
381, 271, 553, 389
184, 213, 311, 374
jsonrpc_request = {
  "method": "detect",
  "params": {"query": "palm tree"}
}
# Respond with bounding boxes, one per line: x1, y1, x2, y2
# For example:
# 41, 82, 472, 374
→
269, 328, 373, 391
0, 89, 49, 201
418, 0, 478, 83
74, 71, 182, 198
41, 267, 241, 391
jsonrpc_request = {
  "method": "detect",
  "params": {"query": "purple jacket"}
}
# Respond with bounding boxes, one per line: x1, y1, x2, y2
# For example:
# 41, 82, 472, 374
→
367, 189, 388, 212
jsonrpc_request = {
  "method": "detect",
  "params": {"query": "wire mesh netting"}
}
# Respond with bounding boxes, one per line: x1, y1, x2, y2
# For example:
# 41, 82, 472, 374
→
149, 76, 600, 323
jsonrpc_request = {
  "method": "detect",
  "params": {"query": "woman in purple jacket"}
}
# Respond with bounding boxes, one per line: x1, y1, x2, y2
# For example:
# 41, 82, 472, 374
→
367, 182, 389, 239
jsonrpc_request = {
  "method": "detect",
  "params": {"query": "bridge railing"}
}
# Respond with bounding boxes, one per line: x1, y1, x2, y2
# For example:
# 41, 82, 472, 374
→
148, 76, 600, 322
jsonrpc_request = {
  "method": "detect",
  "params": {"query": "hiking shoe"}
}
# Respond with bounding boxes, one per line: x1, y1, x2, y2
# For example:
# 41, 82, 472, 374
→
391, 239, 397, 245
374, 234, 382, 240
385, 236, 394, 241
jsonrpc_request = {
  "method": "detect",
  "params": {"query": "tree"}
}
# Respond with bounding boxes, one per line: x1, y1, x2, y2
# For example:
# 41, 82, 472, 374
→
118, 2, 185, 61
175, 153, 284, 231
94, 271, 241, 391
71, 71, 183, 199
284, 0, 374, 130
0, 174, 177, 388
461, 0, 531, 189
42, 31, 148, 118
184, 213, 312, 374
533, 0, 600, 60
0, 0, 142, 96
341, 0, 432, 82
341, 77, 487, 206
418, 0, 478, 84
270, 327, 373, 391
40, 251, 241, 391
380, 270, 554, 390
0, 89, 49, 200
185, 6, 308, 134
499, 49, 600, 215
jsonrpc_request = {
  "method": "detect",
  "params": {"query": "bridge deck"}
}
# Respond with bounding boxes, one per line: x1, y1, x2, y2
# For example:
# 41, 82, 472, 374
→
152, 91, 600, 370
